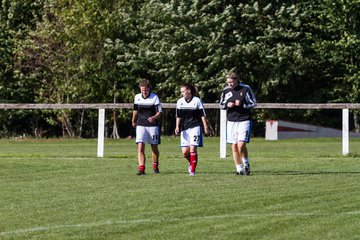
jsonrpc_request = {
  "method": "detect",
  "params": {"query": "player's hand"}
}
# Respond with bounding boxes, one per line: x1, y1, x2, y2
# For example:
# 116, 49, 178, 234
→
132, 121, 136, 128
148, 116, 155, 123
204, 127, 210, 136
227, 102, 235, 108
235, 99, 241, 106
175, 128, 180, 135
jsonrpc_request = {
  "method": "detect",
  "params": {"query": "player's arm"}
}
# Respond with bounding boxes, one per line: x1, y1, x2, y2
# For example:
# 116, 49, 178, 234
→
148, 97, 162, 123
132, 110, 137, 128
201, 116, 209, 135
175, 117, 181, 135
148, 110, 161, 123
199, 101, 209, 135
131, 100, 139, 128
219, 90, 229, 109
220, 88, 235, 109
147, 103, 162, 123
175, 107, 181, 135
132, 101, 139, 127
243, 87, 257, 109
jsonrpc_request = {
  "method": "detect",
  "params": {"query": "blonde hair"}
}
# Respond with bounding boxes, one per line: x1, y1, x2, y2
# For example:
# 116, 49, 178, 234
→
226, 72, 239, 80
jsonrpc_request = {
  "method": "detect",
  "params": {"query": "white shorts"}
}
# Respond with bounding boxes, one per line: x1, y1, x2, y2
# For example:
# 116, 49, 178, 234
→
136, 126, 161, 145
180, 126, 203, 147
226, 120, 252, 144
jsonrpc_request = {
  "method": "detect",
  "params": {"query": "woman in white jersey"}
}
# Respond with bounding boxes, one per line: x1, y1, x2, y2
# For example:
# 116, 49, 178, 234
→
132, 79, 162, 175
175, 83, 209, 176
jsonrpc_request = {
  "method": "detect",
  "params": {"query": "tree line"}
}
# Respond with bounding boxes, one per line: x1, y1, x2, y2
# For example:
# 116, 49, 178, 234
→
0, 0, 359, 138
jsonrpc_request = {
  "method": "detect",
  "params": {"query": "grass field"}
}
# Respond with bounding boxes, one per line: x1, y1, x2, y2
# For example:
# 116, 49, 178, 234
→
1, 137, 360, 240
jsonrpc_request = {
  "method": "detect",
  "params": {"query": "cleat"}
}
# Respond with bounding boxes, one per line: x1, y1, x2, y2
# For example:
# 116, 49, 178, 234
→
188, 165, 192, 174
137, 171, 146, 176
154, 168, 160, 174
189, 172, 195, 176
236, 171, 244, 175
244, 163, 251, 176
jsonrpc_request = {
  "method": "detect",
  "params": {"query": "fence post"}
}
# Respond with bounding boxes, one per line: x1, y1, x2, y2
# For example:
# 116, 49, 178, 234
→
342, 108, 349, 156
97, 109, 105, 157
220, 109, 227, 158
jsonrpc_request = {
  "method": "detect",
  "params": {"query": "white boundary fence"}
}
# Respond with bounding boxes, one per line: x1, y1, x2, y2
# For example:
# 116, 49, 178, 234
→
1, 103, 359, 157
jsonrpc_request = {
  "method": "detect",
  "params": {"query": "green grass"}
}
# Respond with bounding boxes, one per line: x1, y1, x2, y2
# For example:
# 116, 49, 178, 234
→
0, 137, 360, 240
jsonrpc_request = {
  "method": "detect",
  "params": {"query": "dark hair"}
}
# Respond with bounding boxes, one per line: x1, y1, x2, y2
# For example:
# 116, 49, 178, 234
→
180, 83, 197, 96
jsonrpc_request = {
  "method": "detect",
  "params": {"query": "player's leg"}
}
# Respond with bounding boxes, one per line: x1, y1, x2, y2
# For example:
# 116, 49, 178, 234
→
136, 126, 149, 175
238, 142, 250, 175
237, 120, 252, 175
148, 126, 161, 173
239, 141, 249, 160
189, 127, 202, 175
182, 147, 190, 163
137, 142, 146, 175
151, 144, 160, 173
227, 121, 243, 174
180, 129, 191, 174
232, 143, 243, 174
182, 147, 190, 162
189, 145, 198, 175
181, 146, 191, 173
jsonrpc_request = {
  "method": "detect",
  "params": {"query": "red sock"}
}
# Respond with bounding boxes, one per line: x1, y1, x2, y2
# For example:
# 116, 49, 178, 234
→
139, 165, 145, 173
184, 153, 190, 163
152, 162, 159, 170
190, 152, 197, 173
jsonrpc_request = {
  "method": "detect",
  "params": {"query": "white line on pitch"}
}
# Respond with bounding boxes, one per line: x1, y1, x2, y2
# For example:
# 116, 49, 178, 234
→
1, 211, 360, 236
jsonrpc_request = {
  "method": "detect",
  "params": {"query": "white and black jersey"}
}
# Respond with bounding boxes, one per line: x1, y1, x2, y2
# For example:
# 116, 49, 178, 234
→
219, 83, 257, 122
134, 92, 162, 127
176, 96, 206, 131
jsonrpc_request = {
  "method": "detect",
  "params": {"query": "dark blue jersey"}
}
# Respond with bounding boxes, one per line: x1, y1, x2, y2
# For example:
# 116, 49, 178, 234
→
219, 83, 257, 122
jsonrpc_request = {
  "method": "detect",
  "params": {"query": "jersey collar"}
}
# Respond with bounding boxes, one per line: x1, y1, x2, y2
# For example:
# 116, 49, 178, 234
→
141, 92, 151, 99
185, 95, 194, 103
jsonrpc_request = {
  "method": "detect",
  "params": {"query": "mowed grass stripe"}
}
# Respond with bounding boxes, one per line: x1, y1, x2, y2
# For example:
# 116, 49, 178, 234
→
2, 210, 360, 237
0, 137, 359, 239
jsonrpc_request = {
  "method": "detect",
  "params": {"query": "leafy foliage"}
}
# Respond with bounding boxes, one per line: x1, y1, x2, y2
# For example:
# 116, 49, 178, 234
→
0, 0, 359, 137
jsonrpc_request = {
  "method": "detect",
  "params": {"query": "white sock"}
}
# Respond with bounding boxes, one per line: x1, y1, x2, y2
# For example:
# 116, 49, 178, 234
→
236, 164, 243, 173
242, 158, 249, 167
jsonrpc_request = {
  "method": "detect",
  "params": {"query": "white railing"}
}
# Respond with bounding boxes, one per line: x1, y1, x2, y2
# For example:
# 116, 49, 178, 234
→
1, 103, 359, 157
219, 104, 360, 158
1, 103, 360, 109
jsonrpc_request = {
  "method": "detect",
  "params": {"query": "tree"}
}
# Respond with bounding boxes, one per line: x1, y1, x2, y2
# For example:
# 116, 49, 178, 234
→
1, 0, 359, 137
0, 0, 46, 137
15, 0, 135, 137
307, 0, 360, 131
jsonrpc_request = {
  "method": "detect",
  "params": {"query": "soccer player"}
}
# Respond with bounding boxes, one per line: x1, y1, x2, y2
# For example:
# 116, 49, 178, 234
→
220, 72, 257, 176
132, 79, 162, 175
175, 83, 209, 176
